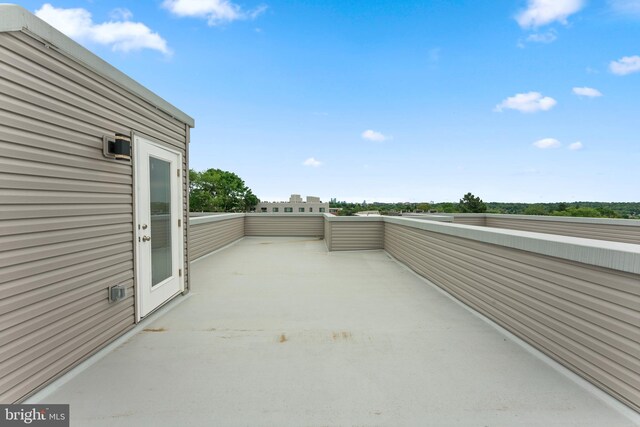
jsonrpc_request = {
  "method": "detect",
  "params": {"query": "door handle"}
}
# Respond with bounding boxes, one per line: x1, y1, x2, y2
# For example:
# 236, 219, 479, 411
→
142, 236, 151, 242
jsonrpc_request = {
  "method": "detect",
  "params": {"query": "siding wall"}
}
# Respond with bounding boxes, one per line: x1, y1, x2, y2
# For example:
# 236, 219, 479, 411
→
485, 216, 640, 245
324, 216, 332, 251
449, 215, 487, 226
245, 214, 324, 237
384, 221, 640, 412
325, 218, 384, 251
438, 214, 640, 245
0, 30, 189, 403
189, 215, 244, 260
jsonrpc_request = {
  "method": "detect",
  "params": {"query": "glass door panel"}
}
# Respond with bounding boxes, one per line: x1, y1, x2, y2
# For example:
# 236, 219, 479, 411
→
149, 156, 172, 286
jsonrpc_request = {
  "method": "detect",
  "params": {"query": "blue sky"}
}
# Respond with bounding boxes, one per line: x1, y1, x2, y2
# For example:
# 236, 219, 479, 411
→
17, 0, 640, 202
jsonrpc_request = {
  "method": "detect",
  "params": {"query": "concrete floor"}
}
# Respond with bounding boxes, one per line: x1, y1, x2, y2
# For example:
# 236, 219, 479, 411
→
32, 237, 638, 426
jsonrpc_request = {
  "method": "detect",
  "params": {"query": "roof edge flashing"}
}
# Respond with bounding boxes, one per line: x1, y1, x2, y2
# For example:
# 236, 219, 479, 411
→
0, 4, 194, 128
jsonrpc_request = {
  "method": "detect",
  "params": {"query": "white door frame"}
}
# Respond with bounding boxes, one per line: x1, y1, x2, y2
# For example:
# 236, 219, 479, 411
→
134, 135, 184, 321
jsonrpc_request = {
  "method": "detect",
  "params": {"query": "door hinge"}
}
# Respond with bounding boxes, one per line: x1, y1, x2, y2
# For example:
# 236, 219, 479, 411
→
179, 269, 183, 277
178, 219, 182, 227
177, 168, 181, 177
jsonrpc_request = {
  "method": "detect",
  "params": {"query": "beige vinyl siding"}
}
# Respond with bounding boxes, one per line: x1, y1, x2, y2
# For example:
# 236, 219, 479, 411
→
485, 216, 640, 245
450, 215, 487, 226
0, 30, 189, 402
324, 216, 332, 251
245, 214, 324, 237
443, 214, 640, 245
384, 222, 640, 412
189, 216, 244, 260
326, 220, 384, 251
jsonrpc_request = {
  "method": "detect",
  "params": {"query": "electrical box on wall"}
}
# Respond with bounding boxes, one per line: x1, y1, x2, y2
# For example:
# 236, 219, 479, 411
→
103, 133, 131, 161
109, 284, 127, 303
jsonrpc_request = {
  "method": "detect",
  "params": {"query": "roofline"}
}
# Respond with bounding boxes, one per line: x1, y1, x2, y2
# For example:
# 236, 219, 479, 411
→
0, 4, 195, 128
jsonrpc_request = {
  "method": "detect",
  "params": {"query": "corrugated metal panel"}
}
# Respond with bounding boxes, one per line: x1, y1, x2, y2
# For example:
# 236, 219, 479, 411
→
486, 217, 640, 245
0, 29, 189, 403
328, 221, 384, 251
245, 215, 324, 237
189, 217, 245, 260
384, 222, 640, 412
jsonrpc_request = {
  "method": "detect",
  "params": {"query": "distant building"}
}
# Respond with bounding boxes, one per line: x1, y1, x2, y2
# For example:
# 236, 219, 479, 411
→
255, 194, 330, 214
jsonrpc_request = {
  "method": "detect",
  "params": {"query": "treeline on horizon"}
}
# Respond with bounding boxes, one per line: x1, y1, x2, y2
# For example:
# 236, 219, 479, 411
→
329, 199, 640, 219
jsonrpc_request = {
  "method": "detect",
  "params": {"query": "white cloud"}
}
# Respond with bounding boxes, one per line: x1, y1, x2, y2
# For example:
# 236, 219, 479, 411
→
361, 130, 389, 142
35, 4, 169, 54
35, 4, 92, 39
109, 8, 133, 21
609, 55, 640, 75
302, 157, 322, 167
572, 87, 602, 97
569, 141, 584, 150
533, 138, 561, 149
516, 0, 585, 28
92, 22, 170, 53
248, 5, 268, 19
526, 31, 557, 43
609, 0, 640, 16
162, 0, 267, 25
494, 92, 557, 113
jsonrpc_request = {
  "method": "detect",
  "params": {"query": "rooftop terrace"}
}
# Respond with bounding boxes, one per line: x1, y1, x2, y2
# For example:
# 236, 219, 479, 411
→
28, 236, 639, 426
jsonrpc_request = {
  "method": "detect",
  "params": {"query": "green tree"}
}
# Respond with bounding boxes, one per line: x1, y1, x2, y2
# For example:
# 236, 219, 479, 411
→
523, 204, 547, 215
458, 192, 487, 213
437, 203, 457, 213
596, 207, 620, 218
189, 168, 259, 212
416, 203, 431, 212
551, 207, 602, 218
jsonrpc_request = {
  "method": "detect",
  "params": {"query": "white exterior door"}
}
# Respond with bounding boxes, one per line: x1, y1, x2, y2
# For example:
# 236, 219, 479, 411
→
135, 136, 184, 319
